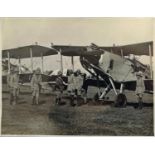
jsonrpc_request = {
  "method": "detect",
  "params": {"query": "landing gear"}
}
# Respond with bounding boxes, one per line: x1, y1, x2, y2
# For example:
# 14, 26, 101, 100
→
55, 98, 61, 105
113, 93, 127, 107
94, 92, 99, 101
69, 96, 76, 106
109, 80, 127, 107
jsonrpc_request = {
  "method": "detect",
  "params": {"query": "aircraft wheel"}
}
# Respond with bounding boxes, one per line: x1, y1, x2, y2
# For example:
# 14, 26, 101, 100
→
70, 97, 75, 106
94, 93, 99, 101
114, 93, 127, 107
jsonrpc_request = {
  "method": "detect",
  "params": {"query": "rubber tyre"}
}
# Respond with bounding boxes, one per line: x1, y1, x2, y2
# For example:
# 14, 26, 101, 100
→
114, 93, 127, 107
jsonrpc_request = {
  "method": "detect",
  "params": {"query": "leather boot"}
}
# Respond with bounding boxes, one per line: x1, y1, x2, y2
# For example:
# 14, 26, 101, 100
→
32, 97, 35, 105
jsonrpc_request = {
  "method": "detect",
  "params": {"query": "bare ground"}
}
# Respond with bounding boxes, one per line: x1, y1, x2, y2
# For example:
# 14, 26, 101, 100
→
1, 93, 154, 136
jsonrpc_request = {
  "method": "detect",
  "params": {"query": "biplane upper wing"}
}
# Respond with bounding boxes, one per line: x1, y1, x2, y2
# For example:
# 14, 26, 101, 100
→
52, 44, 104, 56
2, 45, 58, 59
100, 41, 153, 56
53, 41, 153, 56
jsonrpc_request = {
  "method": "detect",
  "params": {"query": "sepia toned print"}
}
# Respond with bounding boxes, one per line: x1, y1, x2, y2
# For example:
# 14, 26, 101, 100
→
1, 18, 154, 135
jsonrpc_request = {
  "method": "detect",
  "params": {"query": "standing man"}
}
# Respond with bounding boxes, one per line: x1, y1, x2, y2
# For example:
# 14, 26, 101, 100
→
55, 71, 67, 105
31, 67, 42, 105
67, 69, 75, 106
135, 71, 145, 109
7, 67, 19, 105
73, 69, 83, 106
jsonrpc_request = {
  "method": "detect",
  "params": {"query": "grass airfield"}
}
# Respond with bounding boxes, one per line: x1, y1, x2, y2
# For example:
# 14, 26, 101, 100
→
2, 92, 153, 136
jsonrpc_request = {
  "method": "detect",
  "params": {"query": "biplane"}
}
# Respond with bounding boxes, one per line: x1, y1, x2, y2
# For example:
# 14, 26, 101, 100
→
2, 42, 153, 105
52, 41, 153, 105
2, 44, 58, 93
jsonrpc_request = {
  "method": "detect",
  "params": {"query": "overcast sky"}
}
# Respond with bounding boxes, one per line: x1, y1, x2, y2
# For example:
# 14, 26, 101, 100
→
1, 18, 154, 71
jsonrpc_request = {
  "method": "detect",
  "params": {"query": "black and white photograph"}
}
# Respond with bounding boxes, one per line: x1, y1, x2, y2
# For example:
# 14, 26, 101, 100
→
1, 17, 154, 136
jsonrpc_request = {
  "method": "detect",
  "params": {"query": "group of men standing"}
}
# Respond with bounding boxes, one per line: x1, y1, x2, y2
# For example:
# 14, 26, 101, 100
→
7, 67, 84, 106
55, 69, 85, 106
7, 67, 42, 105
7, 67, 145, 109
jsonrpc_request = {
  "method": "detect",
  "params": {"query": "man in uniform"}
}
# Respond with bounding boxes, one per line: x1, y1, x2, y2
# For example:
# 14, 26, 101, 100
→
55, 71, 67, 105
135, 71, 145, 109
73, 69, 84, 106
67, 69, 75, 106
31, 67, 42, 105
7, 67, 19, 105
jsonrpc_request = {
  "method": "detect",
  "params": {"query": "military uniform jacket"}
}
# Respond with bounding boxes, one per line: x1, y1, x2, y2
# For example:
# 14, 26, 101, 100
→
67, 74, 74, 91
55, 76, 64, 91
136, 77, 145, 94
7, 73, 19, 89
31, 74, 42, 90
73, 75, 83, 90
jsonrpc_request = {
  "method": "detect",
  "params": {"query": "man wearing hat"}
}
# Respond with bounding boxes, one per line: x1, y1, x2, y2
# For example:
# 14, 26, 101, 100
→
55, 70, 67, 105
135, 71, 145, 109
73, 69, 84, 106
7, 67, 20, 105
31, 67, 42, 105
67, 69, 75, 106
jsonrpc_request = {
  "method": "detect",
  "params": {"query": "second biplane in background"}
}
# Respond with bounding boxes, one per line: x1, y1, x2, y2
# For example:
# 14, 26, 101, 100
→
2, 44, 58, 93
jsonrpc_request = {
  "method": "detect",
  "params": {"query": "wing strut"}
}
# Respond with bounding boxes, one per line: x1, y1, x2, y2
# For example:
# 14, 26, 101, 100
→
71, 56, 74, 71
60, 49, 63, 72
30, 47, 33, 72
121, 49, 123, 58
7, 51, 10, 74
41, 53, 44, 73
18, 57, 21, 74
149, 43, 153, 79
